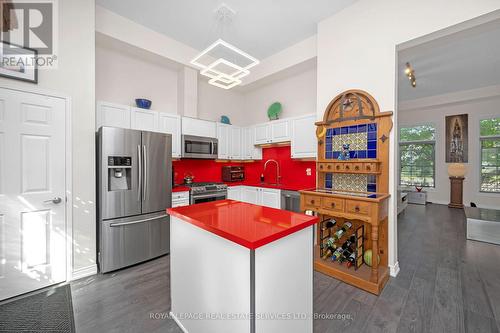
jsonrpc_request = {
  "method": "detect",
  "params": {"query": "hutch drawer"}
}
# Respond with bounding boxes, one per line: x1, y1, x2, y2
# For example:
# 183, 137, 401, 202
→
321, 197, 344, 212
345, 200, 372, 216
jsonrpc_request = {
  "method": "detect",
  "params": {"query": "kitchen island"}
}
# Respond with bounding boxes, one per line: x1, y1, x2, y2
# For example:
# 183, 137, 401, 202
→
167, 199, 318, 333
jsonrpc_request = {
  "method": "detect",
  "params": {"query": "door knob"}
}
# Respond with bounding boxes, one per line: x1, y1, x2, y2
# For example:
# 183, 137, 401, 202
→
44, 197, 62, 204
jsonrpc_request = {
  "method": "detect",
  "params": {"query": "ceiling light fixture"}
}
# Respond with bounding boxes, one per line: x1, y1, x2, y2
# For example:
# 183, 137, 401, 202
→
190, 4, 259, 90
405, 62, 416, 88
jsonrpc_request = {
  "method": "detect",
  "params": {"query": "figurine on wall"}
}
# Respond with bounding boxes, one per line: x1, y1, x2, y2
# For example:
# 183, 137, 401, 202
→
338, 143, 351, 160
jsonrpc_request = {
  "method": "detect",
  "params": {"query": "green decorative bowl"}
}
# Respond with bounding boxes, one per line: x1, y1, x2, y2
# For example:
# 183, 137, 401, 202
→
267, 102, 282, 120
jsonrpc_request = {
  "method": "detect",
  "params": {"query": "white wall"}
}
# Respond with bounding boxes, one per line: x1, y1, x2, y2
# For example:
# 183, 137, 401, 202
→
241, 67, 317, 125
399, 92, 500, 209
0, 0, 96, 274
317, 0, 500, 276
96, 43, 178, 113
197, 80, 244, 124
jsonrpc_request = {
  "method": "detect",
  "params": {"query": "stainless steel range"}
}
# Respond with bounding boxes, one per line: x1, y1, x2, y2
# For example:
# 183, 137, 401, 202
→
186, 182, 228, 205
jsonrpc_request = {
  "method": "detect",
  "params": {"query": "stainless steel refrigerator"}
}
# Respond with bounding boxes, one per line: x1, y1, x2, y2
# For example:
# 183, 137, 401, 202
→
97, 127, 172, 273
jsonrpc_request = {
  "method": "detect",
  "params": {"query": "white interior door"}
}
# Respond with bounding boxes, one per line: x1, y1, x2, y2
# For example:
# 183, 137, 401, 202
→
0, 88, 67, 301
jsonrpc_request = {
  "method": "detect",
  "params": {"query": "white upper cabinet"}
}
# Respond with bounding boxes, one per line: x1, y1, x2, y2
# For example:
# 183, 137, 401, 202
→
217, 123, 230, 159
254, 119, 291, 145
131, 107, 159, 132
291, 114, 317, 159
182, 117, 217, 138
270, 119, 290, 142
241, 127, 262, 160
229, 126, 242, 160
158, 113, 182, 158
96, 101, 181, 158
96, 101, 131, 129
254, 123, 271, 145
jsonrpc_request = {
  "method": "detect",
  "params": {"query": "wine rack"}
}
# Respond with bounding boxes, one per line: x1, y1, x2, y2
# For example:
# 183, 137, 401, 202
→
319, 218, 364, 270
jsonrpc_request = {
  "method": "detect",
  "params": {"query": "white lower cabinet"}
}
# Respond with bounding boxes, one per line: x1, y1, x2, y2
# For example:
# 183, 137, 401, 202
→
172, 191, 190, 207
242, 186, 260, 204
227, 186, 242, 201
260, 188, 281, 209
238, 186, 281, 209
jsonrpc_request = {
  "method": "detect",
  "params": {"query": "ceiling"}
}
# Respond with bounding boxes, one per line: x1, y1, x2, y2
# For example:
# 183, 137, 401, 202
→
398, 18, 500, 102
95, 0, 356, 60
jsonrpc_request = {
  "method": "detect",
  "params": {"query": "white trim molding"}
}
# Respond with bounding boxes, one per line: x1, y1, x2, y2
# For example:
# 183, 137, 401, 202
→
389, 261, 400, 277
71, 264, 98, 281
399, 84, 500, 112
170, 312, 189, 333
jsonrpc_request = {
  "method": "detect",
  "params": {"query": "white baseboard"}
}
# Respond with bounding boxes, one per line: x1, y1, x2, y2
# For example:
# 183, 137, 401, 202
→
71, 264, 97, 281
170, 312, 189, 333
389, 261, 400, 277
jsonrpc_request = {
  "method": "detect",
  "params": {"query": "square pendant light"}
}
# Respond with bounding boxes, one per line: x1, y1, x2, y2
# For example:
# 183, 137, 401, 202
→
191, 39, 259, 89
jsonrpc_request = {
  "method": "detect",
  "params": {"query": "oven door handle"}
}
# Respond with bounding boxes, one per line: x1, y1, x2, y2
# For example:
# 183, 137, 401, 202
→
191, 192, 227, 200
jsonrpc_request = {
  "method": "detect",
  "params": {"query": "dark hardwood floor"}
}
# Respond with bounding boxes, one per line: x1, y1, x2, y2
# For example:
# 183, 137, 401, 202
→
71, 204, 500, 332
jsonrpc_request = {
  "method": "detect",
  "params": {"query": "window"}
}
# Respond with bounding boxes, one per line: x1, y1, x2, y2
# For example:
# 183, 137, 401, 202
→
399, 125, 436, 187
480, 118, 500, 193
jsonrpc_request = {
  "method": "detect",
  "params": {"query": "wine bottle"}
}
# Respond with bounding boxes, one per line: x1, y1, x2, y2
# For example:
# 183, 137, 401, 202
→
321, 246, 336, 260
339, 247, 353, 264
333, 221, 353, 240
346, 252, 356, 268
321, 219, 337, 231
331, 235, 355, 261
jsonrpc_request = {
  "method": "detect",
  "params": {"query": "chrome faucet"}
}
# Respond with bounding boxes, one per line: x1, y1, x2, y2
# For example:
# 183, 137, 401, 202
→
263, 159, 281, 185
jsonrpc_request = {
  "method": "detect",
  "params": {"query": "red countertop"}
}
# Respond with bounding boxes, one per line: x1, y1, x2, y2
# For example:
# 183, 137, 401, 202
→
172, 186, 190, 193
167, 199, 318, 250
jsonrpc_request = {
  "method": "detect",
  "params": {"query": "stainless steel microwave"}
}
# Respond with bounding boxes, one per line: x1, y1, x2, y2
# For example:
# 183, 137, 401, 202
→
181, 135, 218, 159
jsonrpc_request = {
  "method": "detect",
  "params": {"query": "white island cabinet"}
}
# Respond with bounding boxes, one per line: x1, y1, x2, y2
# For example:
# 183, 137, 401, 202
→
168, 200, 317, 333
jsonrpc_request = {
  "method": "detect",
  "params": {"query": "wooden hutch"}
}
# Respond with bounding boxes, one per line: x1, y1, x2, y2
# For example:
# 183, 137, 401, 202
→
300, 90, 393, 295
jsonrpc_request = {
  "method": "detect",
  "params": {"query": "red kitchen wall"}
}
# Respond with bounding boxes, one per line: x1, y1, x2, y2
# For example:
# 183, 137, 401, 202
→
173, 146, 316, 188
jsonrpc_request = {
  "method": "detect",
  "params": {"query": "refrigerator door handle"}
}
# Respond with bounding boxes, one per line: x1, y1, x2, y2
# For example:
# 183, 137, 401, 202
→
143, 145, 147, 201
137, 145, 142, 201
109, 214, 167, 227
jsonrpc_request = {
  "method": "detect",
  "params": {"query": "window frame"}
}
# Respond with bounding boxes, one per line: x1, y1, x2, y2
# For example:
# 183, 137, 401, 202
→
398, 124, 436, 188
479, 117, 500, 194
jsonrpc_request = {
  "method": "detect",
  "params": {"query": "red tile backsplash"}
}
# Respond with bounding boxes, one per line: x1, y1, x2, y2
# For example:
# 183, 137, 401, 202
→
173, 146, 316, 188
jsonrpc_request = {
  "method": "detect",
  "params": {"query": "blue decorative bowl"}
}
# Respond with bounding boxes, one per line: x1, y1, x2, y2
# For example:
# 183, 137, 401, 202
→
135, 98, 152, 109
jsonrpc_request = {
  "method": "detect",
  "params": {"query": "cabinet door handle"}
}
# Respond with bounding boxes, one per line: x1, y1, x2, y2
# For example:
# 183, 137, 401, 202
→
366, 165, 371, 171
311, 199, 315, 204
331, 202, 335, 208
355, 206, 360, 212
355, 166, 360, 171
327, 165, 332, 170
320, 165, 324, 170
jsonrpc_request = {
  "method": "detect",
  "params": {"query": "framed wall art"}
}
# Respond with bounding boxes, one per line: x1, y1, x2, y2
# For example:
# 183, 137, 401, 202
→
445, 114, 468, 163
0, 41, 38, 83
